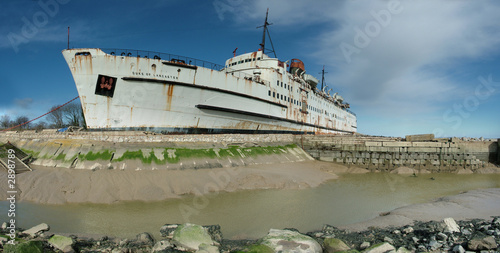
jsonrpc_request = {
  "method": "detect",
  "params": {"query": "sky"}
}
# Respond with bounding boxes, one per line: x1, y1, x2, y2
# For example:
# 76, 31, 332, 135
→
1, 0, 499, 138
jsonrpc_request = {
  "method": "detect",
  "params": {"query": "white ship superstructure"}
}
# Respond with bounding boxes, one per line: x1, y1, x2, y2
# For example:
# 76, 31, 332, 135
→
62, 12, 356, 134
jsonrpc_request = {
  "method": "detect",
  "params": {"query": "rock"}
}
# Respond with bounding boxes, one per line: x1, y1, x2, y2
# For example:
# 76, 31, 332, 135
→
360, 241, 371, 250
392, 230, 401, 235
196, 243, 219, 253
204, 224, 223, 243
363, 242, 396, 253
136, 232, 155, 245
417, 244, 426, 252
152, 240, 172, 252
462, 228, 472, 235
323, 238, 350, 253
160, 224, 179, 238
412, 237, 419, 244
453, 245, 466, 253
468, 235, 498, 251
428, 240, 442, 251
48, 235, 75, 253
396, 247, 411, 253
443, 218, 460, 233
261, 229, 322, 253
402, 227, 414, 234
172, 223, 214, 251
383, 236, 394, 245
1, 222, 6, 230
314, 232, 324, 238
3, 240, 44, 253
22, 223, 50, 237
436, 232, 448, 241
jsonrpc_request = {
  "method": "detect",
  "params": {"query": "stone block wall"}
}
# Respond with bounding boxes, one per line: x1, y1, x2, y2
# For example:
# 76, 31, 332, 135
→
297, 135, 498, 172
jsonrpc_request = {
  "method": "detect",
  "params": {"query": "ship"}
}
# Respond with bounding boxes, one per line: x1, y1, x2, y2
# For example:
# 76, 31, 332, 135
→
62, 11, 357, 134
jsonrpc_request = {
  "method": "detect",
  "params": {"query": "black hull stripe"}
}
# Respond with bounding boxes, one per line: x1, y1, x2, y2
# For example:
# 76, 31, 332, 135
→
121, 77, 287, 109
195, 104, 354, 134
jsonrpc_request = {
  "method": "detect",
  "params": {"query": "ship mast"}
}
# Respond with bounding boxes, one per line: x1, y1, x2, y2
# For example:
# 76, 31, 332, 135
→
257, 8, 277, 58
320, 66, 328, 91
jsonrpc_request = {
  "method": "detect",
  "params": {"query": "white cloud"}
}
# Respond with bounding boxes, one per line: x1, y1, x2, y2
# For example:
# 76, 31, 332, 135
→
220, 0, 500, 118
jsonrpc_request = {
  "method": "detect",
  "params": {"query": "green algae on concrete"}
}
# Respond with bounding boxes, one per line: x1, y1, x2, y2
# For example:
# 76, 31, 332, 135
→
19, 144, 299, 165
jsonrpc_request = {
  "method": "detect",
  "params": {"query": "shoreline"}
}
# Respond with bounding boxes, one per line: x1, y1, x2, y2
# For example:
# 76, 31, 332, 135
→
2, 188, 499, 252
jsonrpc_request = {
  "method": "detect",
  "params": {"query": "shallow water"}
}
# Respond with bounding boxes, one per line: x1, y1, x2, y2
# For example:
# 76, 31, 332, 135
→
1, 173, 499, 239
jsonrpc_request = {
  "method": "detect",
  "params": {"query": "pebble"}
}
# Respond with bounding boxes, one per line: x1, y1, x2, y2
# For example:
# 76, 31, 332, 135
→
360, 241, 370, 249
453, 245, 466, 253
436, 232, 448, 241
384, 236, 394, 244
402, 227, 414, 234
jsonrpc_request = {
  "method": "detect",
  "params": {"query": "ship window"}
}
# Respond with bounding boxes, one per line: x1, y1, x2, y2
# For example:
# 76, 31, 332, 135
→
257, 57, 261, 60
268, 90, 271, 96
281, 82, 283, 87
288, 97, 290, 102
284, 84, 287, 89
276, 80, 279, 86
277, 93, 279, 99
273, 92, 275, 98
245, 59, 250, 63
281, 94, 283, 100
284, 96, 287, 101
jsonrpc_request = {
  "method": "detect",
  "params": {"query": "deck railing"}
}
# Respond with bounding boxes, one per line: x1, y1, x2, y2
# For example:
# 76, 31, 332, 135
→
101, 48, 226, 71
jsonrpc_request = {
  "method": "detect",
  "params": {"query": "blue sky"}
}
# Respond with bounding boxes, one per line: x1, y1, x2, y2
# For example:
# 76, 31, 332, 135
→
1, 0, 499, 138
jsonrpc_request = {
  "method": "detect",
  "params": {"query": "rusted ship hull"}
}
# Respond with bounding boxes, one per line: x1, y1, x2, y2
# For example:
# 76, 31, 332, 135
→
62, 48, 357, 134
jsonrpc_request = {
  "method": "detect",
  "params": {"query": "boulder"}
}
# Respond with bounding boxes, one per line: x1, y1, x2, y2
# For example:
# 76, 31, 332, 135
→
136, 232, 155, 245
172, 223, 214, 251
443, 218, 460, 233
261, 229, 322, 253
48, 235, 74, 253
323, 238, 350, 253
22, 223, 50, 237
363, 242, 396, 253
468, 235, 498, 251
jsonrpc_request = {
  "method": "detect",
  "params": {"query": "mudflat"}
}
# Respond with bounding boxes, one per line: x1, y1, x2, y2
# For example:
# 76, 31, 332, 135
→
0, 160, 358, 204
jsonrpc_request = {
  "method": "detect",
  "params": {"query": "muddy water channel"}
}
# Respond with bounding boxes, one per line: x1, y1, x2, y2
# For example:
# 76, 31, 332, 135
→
2, 173, 500, 240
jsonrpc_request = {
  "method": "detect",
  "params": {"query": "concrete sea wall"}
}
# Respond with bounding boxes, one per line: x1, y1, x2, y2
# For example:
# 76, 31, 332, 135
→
297, 135, 499, 173
0, 130, 498, 173
0, 131, 308, 171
